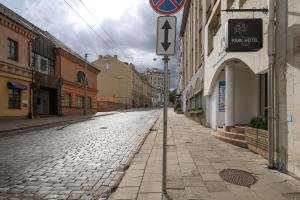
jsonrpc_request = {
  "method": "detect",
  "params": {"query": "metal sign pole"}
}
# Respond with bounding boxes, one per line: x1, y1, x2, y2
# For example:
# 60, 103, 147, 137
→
162, 55, 169, 194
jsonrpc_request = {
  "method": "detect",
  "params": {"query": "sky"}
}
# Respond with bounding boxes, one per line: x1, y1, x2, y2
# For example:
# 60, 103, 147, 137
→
0, 0, 183, 89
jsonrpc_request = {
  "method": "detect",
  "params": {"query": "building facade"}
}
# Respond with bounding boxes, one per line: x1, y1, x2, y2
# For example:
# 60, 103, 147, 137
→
178, 0, 207, 125
0, 6, 36, 118
179, 0, 268, 127
53, 46, 99, 115
32, 33, 61, 116
275, 0, 300, 178
178, 0, 300, 177
93, 55, 152, 111
1, 3, 99, 118
143, 68, 164, 107
93, 55, 133, 111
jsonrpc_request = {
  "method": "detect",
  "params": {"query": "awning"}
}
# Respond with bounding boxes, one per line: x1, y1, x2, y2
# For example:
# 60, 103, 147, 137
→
7, 81, 28, 90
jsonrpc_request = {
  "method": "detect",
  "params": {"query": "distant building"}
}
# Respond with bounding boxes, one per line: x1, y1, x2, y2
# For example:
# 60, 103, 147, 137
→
143, 68, 164, 107
92, 55, 152, 111
133, 68, 152, 108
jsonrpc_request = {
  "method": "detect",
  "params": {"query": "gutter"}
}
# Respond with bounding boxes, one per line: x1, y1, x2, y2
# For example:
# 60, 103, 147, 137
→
268, 0, 276, 168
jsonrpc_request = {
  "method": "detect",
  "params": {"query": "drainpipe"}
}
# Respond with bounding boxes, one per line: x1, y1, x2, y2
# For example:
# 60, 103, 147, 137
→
84, 54, 88, 115
28, 41, 33, 119
268, 0, 276, 168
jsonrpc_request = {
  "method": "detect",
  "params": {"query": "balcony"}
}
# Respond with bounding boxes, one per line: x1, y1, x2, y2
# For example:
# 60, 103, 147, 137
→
35, 71, 60, 89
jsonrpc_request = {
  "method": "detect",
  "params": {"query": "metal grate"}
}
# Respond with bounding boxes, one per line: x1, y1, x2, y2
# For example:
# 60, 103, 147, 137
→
99, 127, 108, 130
219, 169, 257, 187
283, 193, 300, 200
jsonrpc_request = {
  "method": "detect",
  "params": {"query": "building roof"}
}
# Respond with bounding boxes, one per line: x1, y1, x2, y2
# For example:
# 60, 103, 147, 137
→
144, 68, 164, 74
0, 3, 44, 36
0, 3, 99, 72
44, 32, 99, 71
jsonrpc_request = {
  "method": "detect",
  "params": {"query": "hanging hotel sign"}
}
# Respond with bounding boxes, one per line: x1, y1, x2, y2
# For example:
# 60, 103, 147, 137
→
226, 18, 263, 52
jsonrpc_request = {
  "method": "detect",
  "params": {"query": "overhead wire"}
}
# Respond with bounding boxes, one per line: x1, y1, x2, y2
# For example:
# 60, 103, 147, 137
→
62, 0, 118, 56
78, 0, 123, 51
78, 0, 149, 62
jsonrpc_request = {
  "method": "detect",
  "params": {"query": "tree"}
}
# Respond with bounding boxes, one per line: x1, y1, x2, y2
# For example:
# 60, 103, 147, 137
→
169, 89, 176, 104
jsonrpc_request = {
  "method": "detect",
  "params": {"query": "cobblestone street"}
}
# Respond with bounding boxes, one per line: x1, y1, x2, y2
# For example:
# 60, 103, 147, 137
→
0, 110, 160, 200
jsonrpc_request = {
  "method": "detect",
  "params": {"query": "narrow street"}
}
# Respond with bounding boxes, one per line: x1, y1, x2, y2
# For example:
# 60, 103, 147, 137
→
0, 110, 160, 200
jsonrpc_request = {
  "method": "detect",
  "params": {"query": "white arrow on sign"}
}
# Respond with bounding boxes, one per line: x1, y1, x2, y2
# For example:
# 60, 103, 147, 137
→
156, 16, 177, 56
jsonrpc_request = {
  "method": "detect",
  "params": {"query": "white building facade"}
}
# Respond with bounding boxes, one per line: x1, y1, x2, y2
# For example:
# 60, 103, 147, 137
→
143, 68, 164, 106
178, 0, 300, 177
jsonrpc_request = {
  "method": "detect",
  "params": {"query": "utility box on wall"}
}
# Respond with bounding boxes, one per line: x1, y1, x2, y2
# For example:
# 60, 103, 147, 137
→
226, 18, 263, 52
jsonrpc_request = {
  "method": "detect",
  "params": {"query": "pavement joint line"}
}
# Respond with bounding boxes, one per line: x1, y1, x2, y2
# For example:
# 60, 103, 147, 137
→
137, 117, 162, 195
105, 114, 161, 199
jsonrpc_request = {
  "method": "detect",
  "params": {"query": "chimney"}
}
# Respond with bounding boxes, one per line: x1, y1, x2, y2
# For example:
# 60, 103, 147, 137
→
98, 55, 102, 59
114, 55, 118, 59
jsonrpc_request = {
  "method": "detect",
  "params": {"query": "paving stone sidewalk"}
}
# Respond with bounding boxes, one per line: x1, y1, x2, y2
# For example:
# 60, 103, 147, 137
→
0, 112, 119, 135
109, 109, 300, 200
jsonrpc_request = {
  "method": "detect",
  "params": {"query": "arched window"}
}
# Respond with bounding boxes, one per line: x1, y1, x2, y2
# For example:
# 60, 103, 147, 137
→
77, 71, 85, 84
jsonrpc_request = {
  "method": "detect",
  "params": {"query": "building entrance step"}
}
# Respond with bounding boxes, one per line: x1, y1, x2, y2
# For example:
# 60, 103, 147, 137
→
216, 128, 245, 140
212, 132, 248, 149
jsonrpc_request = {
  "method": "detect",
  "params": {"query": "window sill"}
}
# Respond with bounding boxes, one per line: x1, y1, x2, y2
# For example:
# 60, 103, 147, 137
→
8, 107, 21, 109
8, 57, 18, 62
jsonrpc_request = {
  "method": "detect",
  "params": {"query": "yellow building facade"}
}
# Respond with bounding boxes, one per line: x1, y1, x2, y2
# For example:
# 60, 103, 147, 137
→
93, 55, 152, 111
0, 12, 36, 118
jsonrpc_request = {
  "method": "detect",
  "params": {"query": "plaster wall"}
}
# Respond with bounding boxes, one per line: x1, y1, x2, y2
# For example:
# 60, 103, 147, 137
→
204, 0, 269, 96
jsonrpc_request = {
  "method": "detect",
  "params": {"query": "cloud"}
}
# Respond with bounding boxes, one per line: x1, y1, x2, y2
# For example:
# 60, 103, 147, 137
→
1, 0, 182, 89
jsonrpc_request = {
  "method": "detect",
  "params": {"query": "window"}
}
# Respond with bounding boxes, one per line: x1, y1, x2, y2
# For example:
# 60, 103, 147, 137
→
7, 39, 18, 61
76, 95, 84, 108
207, 4, 221, 55
77, 71, 85, 84
8, 89, 21, 109
65, 93, 71, 107
40, 58, 48, 72
87, 97, 92, 108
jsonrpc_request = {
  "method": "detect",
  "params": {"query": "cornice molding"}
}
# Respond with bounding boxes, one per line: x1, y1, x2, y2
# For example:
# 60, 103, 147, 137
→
62, 79, 98, 93
0, 61, 32, 79
0, 14, 36, 40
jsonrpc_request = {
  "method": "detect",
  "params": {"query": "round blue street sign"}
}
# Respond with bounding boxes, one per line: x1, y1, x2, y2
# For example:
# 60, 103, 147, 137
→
149, 0, 185, 15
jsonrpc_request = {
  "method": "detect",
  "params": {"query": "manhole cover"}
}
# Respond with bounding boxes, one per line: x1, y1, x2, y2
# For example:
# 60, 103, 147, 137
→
100, 127, 108, 130
219, 169, 257, 187
283, 193, 300, 200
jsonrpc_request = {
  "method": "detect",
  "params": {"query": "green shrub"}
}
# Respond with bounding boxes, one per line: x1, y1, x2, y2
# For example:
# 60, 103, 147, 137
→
175, 103, 181, 110
250, 117, 267, 130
